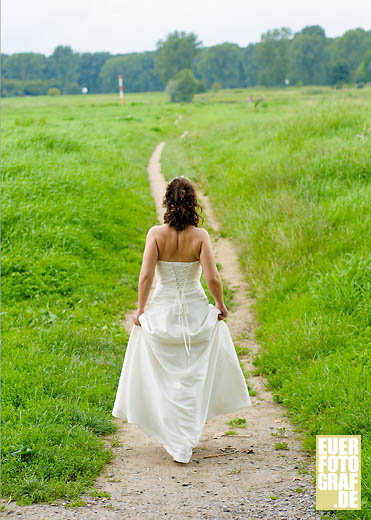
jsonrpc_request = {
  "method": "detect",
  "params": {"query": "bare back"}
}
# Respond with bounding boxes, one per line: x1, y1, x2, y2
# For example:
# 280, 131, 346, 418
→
137, 222, 226, 318
153, 224, 205, 262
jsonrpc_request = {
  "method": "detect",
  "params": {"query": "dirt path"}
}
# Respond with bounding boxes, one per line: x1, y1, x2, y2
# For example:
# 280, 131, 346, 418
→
3, 142, 324, 520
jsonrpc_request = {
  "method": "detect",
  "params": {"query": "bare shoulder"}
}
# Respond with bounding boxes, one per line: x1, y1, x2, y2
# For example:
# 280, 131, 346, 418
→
195, 227, 210, 240
146, 225, 164, 237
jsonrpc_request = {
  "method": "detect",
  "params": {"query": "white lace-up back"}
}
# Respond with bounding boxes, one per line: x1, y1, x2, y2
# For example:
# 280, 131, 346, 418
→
155, 260, 201, 287
171, 263, 192, 356
152, 260, 204, 356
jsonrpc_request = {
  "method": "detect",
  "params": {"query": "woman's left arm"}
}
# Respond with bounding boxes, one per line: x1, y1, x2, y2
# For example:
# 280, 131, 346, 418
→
133, 227, 159, 326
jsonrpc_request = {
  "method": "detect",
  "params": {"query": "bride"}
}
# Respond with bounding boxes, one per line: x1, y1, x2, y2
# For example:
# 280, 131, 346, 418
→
112, 176, 251, 463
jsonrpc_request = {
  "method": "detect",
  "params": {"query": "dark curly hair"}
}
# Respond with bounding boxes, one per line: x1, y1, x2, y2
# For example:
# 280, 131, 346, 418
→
162, 176, 204, 231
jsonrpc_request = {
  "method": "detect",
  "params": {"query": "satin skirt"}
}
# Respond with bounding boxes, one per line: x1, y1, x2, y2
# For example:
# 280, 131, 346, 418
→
112, 284, 251, 463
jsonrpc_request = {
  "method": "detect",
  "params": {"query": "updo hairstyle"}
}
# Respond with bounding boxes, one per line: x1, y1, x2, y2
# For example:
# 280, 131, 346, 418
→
162, 176, 204, 231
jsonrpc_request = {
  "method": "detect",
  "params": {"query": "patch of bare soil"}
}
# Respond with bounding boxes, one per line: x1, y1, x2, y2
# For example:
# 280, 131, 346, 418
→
2, 142, 326, 519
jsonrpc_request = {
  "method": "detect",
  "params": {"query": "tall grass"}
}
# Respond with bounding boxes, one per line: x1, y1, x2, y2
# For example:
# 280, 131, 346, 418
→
1, 93, 179, 503
3, 87, 370, 516
162, 86, 371, 519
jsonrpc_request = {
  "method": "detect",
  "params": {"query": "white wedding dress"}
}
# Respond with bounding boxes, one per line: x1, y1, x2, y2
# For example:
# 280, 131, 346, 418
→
112, 260, 251, 463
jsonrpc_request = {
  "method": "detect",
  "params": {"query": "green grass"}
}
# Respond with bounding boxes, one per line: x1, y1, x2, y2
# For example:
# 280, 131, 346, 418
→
161, 85, 371, 519
271, 427, 288, 438
227, 417, 247, 429
3, 87, 370, 518
274, 441, 290, 451
1, 93, 180, 504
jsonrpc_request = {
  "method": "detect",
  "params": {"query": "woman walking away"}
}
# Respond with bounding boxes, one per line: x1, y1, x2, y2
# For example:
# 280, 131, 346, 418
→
112, 176, 251, 463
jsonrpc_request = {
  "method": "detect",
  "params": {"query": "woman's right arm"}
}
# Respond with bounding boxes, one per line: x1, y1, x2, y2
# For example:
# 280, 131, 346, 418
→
133, 227, 159, 325
199, 229, 228, 320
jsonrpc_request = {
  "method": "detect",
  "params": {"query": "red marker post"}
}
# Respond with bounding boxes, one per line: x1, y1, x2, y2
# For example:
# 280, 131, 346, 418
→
118, 74, 124, 105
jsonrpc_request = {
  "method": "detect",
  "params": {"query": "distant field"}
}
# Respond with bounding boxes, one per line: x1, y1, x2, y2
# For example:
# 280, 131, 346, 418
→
2, 87, 370, 517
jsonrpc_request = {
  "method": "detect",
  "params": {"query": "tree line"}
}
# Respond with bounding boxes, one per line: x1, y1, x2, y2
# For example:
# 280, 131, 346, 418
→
1, 25, 370, 97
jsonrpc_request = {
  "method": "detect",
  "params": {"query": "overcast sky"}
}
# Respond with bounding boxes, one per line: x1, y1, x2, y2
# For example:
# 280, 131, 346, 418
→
2, 0, 370, 56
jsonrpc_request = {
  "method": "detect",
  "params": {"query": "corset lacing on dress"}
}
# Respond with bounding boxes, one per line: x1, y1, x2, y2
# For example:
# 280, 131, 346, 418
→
171, 263, 193, 356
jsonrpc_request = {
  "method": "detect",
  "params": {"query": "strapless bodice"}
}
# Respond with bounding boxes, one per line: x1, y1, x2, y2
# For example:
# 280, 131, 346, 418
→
154, 260, 202, 289
143, 260, 210, 356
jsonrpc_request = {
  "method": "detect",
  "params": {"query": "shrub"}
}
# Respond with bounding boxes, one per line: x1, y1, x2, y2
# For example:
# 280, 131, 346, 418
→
23, 80, 49, 96
1, 79, 24, 97
212, 81, 221, 92
165, 79, 178, 101
2, 80, 61, 97
48, 87, 61, 96
166, 69, 199, 103
195, 79, 206, 94
64, 83, 81, 95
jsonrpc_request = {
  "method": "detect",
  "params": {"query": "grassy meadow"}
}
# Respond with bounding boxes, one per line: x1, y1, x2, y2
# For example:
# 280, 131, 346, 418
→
161, 85, 371, 519
2, 86, 370, 518
1, 92, 180, 504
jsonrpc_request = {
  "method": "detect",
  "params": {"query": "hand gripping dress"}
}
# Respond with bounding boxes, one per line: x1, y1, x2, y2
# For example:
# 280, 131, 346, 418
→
112, 260, 251, 463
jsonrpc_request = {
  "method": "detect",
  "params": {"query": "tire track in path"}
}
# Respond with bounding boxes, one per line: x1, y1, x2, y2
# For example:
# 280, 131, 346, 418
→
6, 142, 322, 520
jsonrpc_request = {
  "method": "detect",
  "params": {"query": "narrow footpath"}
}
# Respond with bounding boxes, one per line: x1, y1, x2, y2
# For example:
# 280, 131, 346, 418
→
7, 142, 324, 520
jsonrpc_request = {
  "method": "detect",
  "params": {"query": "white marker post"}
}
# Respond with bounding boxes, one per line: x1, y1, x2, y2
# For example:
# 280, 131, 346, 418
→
118, 74, 124, 105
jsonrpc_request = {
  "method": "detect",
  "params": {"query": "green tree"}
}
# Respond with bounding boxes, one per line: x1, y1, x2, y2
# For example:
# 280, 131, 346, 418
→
155, 31, 201, 85
356, 50, 371, 83
243, 44, 259, 86
78, 52, 111, 92
166, 69, 200, 102
99, 52, 163, 93
254, 27, 292, 86
49, 45, 80, 93
330, 29, 371, 81
289, 26, 329, 85
300, 25, 326, 38
329, 61, 351, 85
196, 43, 243, 89
2, 52, 47, 81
